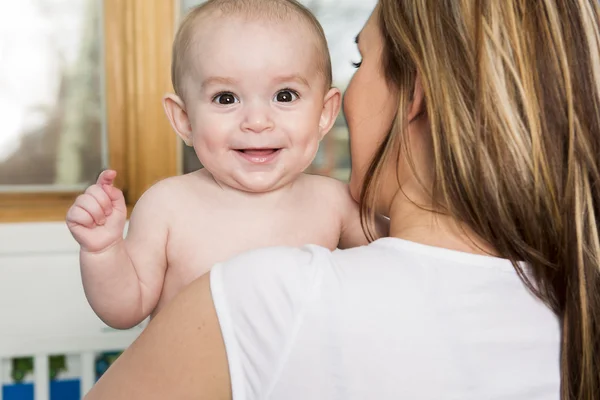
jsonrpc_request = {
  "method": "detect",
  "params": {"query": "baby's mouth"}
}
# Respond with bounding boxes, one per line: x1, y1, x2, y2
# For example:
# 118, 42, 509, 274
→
234, 148, 282, 164
236, 148, 280, 156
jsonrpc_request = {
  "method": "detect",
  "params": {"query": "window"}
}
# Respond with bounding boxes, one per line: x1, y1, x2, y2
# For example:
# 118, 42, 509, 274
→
179, 0, 376, 181
0, 0, 105, 189
0, 0, 179, 222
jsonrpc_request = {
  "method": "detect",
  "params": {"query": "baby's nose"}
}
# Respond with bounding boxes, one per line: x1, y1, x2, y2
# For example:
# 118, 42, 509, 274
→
240, 102, 275, 133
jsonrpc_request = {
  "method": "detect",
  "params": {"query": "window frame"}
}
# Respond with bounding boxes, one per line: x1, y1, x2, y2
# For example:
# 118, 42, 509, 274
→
0, 0, 179, 223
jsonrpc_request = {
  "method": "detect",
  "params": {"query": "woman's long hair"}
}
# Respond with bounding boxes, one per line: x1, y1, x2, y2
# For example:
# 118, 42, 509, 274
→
361, 1, 600, 398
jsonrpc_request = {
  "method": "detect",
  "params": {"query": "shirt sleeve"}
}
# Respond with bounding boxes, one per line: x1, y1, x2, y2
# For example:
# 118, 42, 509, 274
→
209, 244, 330, 400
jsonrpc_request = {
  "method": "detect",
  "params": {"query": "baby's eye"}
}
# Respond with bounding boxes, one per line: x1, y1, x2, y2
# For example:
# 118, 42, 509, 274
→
274, 89, 299, 103
351, 60, 362, 69
213, 92, 239, 105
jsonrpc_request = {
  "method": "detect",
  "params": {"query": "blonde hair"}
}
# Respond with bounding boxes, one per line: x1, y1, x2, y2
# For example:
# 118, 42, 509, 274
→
362, 1, 600, 398
171, 0, 332, 99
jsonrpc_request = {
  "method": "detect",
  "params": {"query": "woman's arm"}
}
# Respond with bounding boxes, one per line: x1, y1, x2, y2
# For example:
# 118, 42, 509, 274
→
84, 273, 231, 400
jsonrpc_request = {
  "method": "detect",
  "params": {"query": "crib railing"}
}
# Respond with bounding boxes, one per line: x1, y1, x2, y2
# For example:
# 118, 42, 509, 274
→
0, 328, 143, 400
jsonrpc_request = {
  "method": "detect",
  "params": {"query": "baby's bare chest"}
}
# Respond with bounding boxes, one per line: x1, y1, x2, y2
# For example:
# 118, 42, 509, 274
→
165, 203, 340, 281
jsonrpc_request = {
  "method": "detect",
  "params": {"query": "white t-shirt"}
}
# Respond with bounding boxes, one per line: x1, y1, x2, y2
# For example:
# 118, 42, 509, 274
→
210, 237, 560, 400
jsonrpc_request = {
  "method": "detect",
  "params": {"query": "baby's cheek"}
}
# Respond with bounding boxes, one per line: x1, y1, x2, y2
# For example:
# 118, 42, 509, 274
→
197, 131, 222, 150
289, 113, 319, 142
194, 118, 232, 150
191, 130, 228, 169
294, 131, 321, 170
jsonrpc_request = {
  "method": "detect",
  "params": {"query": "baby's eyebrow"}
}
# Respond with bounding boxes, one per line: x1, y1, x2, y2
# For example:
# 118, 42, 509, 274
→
201, 76, 238, 90
272, 74, 310, 87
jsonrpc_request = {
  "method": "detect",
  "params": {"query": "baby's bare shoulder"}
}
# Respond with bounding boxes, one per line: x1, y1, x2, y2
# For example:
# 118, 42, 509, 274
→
135, 170, 214, 210
298, 173, 352, 199
295, 174, 355, 221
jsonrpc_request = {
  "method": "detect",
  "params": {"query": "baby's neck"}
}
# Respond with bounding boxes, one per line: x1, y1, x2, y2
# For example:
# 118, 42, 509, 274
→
201, 169, 302, 207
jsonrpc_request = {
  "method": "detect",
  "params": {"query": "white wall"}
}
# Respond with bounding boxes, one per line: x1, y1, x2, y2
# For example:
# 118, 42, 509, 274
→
0, 222, 142, 380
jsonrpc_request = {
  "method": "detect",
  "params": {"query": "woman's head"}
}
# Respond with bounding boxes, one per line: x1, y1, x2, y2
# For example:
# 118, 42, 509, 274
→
345, 1, 600, 398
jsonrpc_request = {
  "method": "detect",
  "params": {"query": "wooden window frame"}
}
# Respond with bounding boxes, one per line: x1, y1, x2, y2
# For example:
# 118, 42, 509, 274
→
0, 0, 179, 223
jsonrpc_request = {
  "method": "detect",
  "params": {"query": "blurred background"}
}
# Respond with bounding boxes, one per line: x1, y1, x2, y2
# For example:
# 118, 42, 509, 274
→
0, 0, 375, 399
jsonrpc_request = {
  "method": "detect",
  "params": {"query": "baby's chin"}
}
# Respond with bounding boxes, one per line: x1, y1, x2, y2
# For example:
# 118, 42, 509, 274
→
211, 169, 301, 194
232, 174, 298, 194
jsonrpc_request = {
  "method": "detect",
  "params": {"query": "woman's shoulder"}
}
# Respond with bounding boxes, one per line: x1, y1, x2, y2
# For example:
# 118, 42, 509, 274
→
209, 245, 337, 397
210, 245, 333, 304
210, 242, 392, 288
213, 238, 518, 287
210, 240, 412, 287
209, 242, 412, 317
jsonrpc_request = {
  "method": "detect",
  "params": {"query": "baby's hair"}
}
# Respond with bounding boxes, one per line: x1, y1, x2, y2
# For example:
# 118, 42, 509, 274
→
171, 0, 332, 99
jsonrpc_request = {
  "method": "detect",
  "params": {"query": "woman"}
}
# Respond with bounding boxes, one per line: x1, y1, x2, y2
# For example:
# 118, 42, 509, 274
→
86, 1, 600, 399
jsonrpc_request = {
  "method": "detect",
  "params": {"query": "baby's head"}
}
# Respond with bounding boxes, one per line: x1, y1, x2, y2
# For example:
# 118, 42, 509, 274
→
164, 0, 341, 193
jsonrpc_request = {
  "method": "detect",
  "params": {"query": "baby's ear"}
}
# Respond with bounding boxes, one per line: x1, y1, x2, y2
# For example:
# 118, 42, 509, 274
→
318, 87, 342, 140
163, 93, 193, 146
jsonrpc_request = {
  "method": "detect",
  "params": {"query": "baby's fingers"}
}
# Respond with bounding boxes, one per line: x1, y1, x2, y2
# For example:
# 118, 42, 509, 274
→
73, 194, 107, 226
101, 184, 126, 215
85, 184, 113, 216
66, 204, 95, 229
96, 169, 117, 186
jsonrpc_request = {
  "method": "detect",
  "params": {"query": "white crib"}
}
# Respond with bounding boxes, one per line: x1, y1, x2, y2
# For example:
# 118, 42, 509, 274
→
0, 222, 144, 400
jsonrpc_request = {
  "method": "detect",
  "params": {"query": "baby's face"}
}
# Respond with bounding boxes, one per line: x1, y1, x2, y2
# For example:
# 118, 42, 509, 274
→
184, 17, 330, 193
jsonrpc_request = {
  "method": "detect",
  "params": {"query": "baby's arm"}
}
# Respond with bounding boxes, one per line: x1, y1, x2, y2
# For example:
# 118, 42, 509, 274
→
337, 184, 389, 249
66, 170, 168, 329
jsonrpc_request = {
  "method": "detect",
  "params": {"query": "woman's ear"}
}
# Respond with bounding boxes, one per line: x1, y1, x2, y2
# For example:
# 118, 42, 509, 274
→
163, 93, 193, 146
318, 87, 342, 140
408, 74, 425, 122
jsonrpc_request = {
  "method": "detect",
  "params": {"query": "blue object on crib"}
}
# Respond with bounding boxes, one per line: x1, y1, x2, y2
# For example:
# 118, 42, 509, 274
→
2, 383, 32, 400
3, 379, 80, 400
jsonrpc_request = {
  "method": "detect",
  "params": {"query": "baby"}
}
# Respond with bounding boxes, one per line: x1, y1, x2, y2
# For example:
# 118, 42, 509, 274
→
66, 0, 378, 329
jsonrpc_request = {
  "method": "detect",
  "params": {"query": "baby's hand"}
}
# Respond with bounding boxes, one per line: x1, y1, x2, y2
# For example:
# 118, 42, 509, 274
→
66, 170, 127, 253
